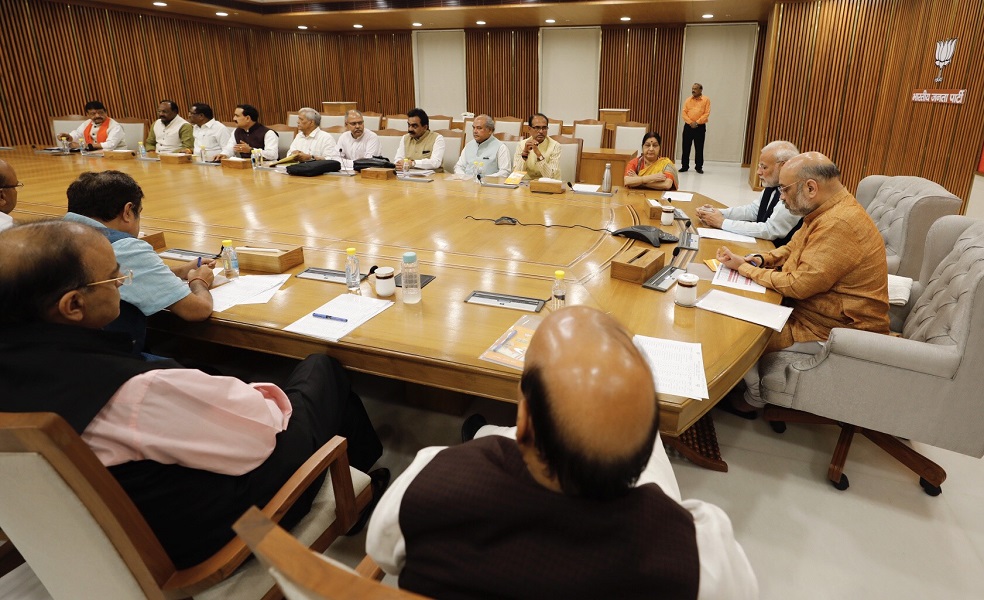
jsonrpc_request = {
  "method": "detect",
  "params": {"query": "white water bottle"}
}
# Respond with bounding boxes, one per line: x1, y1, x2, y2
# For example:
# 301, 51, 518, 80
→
601, 163, 612, 193
401, 251, 421, 304
345, 247, 361, 295
221, 240, 240, 279
551, 270, 566, 311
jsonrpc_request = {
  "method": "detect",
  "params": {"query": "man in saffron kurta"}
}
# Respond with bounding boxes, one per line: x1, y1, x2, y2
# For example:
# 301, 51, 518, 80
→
717, 152, 890, 409
681, 83, 710, 173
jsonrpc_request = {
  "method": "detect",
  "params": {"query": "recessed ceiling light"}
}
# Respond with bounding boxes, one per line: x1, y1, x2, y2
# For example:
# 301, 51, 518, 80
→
152, 2, 167, 6
297, 25, 308, 30
353, 24, 363, 28
412, 22, 423, 27
620, 16, 631, 21
216, 12, 228, 17
545, 19, 555, 24
476, 21, 486, 25
702, 14, 714, 19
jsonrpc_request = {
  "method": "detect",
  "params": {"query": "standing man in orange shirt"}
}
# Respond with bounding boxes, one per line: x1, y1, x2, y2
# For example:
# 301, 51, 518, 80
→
681, 83, 711, 174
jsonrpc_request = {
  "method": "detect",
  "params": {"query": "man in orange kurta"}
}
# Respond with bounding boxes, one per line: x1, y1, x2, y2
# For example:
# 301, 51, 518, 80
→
717, 152, 890, 411
681, 83, 711, 173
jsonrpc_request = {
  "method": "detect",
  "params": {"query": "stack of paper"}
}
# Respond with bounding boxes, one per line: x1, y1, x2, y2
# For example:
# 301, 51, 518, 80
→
283, 294, 393, 342
210, 273, 291, 312
711, 265, 766, 293
633, 336, 709, 399
662, 191, 694, 202
695, 289, 793, 331
696, 228, 757, 244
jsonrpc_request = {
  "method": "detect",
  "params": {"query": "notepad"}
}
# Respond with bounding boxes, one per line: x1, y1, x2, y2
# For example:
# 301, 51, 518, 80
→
696, 289, 793, 332
633, 336, 709, 399
283, 294, 393, 342
479, 315, 542, 370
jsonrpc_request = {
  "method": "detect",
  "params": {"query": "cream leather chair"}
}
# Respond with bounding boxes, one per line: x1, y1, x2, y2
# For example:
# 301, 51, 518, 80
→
572, 119, 604, 149
428, 115, 452, 131
115, 118, 149, 151
0, 412, 372, 599
374, 129, 406, 163
362, 112, 383, 130
269, 124, 296, 160
436, 129, 464, 174
855, 175, 961, 280
550, 135, 583, 184
493, 117, 523, 137
613, 122, 649, 152
49, 115, 86, 144
493, 133, 523, 168
759, 216, 984, 495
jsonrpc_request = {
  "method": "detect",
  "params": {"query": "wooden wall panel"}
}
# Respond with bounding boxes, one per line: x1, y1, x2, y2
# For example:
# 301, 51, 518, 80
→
755, 0, 984, 202
0, 0, 415, 146
599, 25, 684, 158
742, 24, 768, 166
465, 29, 538, 120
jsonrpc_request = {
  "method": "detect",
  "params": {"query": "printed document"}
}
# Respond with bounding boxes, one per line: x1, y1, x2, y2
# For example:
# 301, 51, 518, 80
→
632, 336, 709, 400
696, 228, 757, 244
712, 265, 767, 293
696, 289, 793, 332
210, 273, 291, 312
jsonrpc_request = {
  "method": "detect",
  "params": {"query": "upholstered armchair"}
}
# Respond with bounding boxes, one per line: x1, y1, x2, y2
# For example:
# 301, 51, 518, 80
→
856, 175, 961, 279
758, 216, 984, 495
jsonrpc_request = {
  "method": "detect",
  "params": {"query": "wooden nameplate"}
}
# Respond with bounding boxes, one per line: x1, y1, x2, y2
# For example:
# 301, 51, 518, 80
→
611, 248, 665, 283
160, 153, 192, 164
138, 231, 166, 250
105, 150, 135, 160
221, 158, 252, 169
237, 247, 305, 274
530, 180, 564, 194
361, 167, 396, 180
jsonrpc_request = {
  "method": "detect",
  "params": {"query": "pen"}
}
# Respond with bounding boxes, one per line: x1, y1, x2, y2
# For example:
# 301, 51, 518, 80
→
494, 329, 518, 351
196, 257, 202, 268
313, 313, 348, 322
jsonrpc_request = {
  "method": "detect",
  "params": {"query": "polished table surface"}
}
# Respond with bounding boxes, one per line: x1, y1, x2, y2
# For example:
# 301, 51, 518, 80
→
7, 148, 780, 439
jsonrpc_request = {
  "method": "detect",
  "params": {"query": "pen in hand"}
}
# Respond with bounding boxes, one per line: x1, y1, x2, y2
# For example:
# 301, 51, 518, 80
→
313, 313, 348, 322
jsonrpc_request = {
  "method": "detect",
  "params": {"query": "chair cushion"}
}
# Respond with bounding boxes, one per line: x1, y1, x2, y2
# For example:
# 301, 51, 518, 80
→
866, 176, 956, 261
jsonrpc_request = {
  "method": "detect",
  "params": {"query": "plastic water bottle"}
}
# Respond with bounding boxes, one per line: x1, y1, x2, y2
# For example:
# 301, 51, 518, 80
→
221, 240, 240, 279
199, 144, 207, 163
601, 163, 612, 193
250, 148, 259, 168
551, 270, 566, 310
138, 144, 148, 159
345, 247, 361, 294
401, 251, 421, 304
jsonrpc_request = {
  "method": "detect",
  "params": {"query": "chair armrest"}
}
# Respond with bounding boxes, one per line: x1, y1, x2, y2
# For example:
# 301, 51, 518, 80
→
826, 328, 959, 378
163, 436, 352, 596
356, 555, 386, 581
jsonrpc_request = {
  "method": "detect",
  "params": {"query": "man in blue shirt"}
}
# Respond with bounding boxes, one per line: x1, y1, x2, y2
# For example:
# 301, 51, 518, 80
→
63, 170, 215, 353
454, 114, 511, 178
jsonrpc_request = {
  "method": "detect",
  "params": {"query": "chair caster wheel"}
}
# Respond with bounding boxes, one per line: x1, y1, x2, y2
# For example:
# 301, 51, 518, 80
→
920, 477, 942, 496
831, 474, 849, 491
769, 421, 787, 434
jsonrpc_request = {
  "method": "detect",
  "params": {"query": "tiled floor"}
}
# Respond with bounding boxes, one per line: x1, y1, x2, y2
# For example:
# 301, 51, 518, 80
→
3, 163, 982, 598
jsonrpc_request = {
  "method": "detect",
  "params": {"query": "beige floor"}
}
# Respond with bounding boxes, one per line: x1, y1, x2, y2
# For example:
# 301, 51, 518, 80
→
3, 163, 982, 599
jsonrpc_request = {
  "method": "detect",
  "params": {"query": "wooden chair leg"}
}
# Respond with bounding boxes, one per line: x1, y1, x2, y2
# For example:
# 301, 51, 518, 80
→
862, 429, 947, 490
827, 425, 856, 490
0, 539, 26, 579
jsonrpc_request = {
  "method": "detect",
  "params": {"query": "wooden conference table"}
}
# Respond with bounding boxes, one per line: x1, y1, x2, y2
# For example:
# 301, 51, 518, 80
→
10, 148, 780, 470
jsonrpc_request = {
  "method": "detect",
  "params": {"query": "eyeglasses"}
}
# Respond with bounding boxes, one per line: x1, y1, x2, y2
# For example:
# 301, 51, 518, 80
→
0, 182, 23, 190
530, 125, 549, 131
347, 120, 364, 126
778, 179, 806, 197
86, 269, 133, 288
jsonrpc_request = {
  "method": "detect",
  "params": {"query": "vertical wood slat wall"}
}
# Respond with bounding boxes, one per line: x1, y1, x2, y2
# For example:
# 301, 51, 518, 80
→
464, 29, 538, 121
742, 25, 769, 166
0, 0, 415, 146
598, 25, 685, 159
756, 0, 984, 202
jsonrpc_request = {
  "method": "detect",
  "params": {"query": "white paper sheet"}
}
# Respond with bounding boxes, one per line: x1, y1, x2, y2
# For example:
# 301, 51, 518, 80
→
572, 183, 600, 193
711, 265, 766, 293
662, 191, 694, 202
283, 294, 393, 342
696, 228, 757, 244
209, 274, 290, 312
632, 336, 709, 399
695, 289, 793, 332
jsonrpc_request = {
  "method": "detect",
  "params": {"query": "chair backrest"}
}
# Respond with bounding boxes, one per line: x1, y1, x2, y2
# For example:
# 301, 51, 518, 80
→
548, 119, 563, 136
493, 117, 523, 137
493, 133, 523, 167
269, 124, 296, 159
234, 507, 427, 600
550, 135, 582, 184
49, 115, 86, 143
613, 122, 649, 152
428, 115, 452, 131
322, 125, 346, 141
222, 121, 238, 138
374, 129, 406, 163
435, 129, 464, 174
362, 112, 382, 130
572, 119, 604, 149
382, 114, 407, 130
856, 175, 962, 279
112, 118, 149, 151
0, 412, 174, 599
321, 115, 345, 128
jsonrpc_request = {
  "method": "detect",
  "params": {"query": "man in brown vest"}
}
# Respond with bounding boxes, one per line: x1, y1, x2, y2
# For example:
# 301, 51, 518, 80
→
394, 107, 445, 172
367, 306, 757, 599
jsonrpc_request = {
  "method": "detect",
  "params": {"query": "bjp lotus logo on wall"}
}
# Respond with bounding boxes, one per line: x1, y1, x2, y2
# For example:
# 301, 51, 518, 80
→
934, 38, 957, 83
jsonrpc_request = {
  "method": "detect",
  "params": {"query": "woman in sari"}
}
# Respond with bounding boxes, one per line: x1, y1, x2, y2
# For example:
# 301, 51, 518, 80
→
624, 132, 678, 190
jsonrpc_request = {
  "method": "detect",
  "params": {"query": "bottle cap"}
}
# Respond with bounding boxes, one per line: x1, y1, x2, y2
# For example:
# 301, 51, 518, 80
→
375, 266, 395, 279
346, 247, 356, 255
403, 251, 417, 263
554, 270, 565, 279
222, 239, 232, 246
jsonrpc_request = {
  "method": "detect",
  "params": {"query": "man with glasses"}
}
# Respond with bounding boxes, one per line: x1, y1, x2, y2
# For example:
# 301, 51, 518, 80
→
0, 159, 20, 231
337, 110, 381, 170
0, 220, 385, 570
454, 114, 511, 178
696, 141, 802, 246
216, 104, 279, 161
513, 113, 561, 180
716, 152, 890, 415
63, 170, 215, 354
286, 107, 338, 162
57, 100, 126, 151
394, 107, 446, 172
185, 102, 231, 161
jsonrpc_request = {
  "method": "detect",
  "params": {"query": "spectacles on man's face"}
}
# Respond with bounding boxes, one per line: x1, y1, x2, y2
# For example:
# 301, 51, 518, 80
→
86, 269, 133, 288
0, 182, 23, 190
347, 120, 364, 127
530, 125, 548, 131
778, 179, 806, 198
